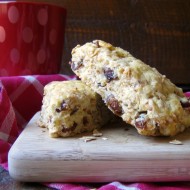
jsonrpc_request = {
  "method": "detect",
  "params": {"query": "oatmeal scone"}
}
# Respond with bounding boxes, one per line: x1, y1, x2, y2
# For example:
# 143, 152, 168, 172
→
70, 40, 190, 136
38, 80, 113, 137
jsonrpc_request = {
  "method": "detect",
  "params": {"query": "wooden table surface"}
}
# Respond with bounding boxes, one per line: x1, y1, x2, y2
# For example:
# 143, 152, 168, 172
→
0, 166, 52, 190
1, 0, 190, 189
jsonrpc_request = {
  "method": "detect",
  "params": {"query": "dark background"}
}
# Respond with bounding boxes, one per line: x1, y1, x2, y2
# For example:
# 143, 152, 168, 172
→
19, 0, 190, 88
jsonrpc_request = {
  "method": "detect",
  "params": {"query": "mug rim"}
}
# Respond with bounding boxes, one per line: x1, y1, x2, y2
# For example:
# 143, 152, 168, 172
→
0, 1, 66, 12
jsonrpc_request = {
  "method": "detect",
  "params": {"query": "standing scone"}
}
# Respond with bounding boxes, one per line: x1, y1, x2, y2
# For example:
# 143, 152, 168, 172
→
70, 40, 190, 136
38, 80, 113, 137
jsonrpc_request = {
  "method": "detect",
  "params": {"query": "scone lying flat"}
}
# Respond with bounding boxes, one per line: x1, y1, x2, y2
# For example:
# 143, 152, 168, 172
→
38, 80, 113, 137
70, 40, 190, 136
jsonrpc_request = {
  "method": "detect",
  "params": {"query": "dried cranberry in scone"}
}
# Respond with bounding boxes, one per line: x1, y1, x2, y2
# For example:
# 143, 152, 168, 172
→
135, 112, 148, 129
103, 67, 118, 82
180, 97, 190, 109
106, 94, 122, 115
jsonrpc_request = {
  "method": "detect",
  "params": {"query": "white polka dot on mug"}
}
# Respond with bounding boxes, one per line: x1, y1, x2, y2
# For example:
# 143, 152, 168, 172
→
0, 69, 9, 76
37, 8, 48, 26
0, 26, 6, 43
37, 49, 46, 64
10, 48, 20, 65
8, 6, 20, 24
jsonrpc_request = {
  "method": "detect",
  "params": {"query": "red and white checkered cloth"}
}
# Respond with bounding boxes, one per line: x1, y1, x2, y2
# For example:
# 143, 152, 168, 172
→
1, 74, 75, 132
0, 74, 190, 190
0, 74, 75, 169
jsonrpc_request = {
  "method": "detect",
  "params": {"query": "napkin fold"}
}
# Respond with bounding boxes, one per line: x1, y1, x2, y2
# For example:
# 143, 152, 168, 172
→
0, 74, 190, 190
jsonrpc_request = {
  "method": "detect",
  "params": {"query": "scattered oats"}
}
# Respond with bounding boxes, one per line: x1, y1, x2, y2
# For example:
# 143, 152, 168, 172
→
80, 136, 97, 142
102, 137, 108, 140
80, 136, 96, 139
161, 75, 166, 82
83, 138, 96, 142
93, 129, 103, 137
169, 139, 183, 145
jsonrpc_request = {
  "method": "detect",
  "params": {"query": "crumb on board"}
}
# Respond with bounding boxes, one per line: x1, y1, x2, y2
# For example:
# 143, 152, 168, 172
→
79, 129, 106, 142
93, 129, 103, 137
79, 136, 97, 142
169, 139, 183, 145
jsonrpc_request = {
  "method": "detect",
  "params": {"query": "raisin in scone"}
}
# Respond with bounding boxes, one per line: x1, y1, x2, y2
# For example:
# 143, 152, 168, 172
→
70, 40, 190, 136
38, 80, 113, 137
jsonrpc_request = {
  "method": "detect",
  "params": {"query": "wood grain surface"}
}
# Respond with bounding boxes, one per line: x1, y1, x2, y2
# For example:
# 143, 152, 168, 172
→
8, 112, 190, 183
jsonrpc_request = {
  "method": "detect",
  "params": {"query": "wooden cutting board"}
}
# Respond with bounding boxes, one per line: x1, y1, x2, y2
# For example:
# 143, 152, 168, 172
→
8, 112, 190, 183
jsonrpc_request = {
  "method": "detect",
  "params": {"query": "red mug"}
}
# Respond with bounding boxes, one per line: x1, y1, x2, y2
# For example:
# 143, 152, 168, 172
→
0, 1, 66, 76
